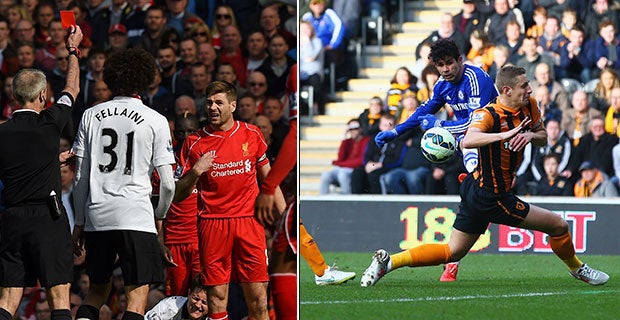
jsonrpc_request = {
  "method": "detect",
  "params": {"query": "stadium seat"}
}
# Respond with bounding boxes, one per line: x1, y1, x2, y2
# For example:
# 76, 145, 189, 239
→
560, 78, 583, 95
583, 79, 600, 93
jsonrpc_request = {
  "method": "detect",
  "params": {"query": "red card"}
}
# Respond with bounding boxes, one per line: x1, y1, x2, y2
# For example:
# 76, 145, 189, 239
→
60, 11, 76, 29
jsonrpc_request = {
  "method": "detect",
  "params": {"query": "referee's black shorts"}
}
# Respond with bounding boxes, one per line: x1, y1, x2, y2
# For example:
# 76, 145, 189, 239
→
454, 175, 531, 235
85, 230, 164, 286
0, 204, 73, 287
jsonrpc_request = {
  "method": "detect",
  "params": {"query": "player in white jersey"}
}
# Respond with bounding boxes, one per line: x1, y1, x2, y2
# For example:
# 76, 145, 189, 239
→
72, 48, 175, 320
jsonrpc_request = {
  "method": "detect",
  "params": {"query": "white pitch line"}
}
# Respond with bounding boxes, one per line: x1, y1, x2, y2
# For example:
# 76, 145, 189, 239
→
300, 289, 620, 305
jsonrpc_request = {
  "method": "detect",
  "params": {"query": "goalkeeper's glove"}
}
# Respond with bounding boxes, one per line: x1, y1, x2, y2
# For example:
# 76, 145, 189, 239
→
375, 129, 398, 148
420, 114, 441, 130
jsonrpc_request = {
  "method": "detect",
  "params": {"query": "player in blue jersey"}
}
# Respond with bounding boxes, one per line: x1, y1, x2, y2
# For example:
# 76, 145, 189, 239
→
374, 39, 499, 282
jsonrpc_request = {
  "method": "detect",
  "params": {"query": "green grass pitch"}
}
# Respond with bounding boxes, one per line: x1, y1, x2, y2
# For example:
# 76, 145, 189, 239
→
299, 252, 620, 319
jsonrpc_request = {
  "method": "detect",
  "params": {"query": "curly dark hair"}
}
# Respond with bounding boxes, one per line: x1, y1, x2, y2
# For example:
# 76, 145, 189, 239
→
103, 48, 156, 96
428, 39, 461, 63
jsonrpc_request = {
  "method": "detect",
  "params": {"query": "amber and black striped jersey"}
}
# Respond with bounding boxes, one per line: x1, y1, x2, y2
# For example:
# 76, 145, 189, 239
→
470, 97, 544, 194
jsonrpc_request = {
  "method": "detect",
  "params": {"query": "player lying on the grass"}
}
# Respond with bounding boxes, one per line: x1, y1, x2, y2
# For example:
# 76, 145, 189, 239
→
145, 276, 208, 320
375, 39, 499, 281
361, 65, 609, 287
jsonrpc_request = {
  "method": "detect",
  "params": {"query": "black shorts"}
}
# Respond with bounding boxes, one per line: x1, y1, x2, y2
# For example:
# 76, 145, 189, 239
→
84, 230, 163, 286
454, 175, 530, 235
0, 204, 73, 287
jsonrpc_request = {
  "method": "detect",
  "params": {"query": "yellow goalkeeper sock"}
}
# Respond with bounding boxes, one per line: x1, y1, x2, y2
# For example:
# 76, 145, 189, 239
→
299, 224, 328, 277
549, 232, 583, 271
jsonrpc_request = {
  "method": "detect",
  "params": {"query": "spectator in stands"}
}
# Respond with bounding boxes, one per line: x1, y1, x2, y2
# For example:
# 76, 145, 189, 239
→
499, 20, 524, 65
484, 0, 525, 44
583, 0, 620, 40
385, 66, 417, 115
320, 119, 369, 194
136, 6, 169, 58
416, 12, 468, 60
216, 62, 246, 98
247, 70, 268, 114
106, 24, 130, 55
358, 96, 384, 137
197, 42, 217, 77
174, 95, 197, 116
256, 33, 295, 98
532, 118, 573, 182
569, 116, 617, 178
488, 45, 510, 81
573, 161, 619, 197
177, 38, 199, 78
141, 69, 174, 117
210, 4, 236, 50
612, 140, 620, 188
453, 0, 484, 38
262, 96, 290, 147
157, 45, 181, 95
0, 75, 17, 119
60, 145, 76, 232
411, 40, 432, 88
245, 30, 270, 80
536, 153, 573, 196
16, 42, 37, 70
559, 8, 578, 38
35, 19, 66, 74
530, 62, 570, 112
533, 85, 563, 123
517, 36, 555, 81
92, 79, 112, 106
78, 48, 105, 108
123, 0, 150, 46
562, 90, 603, 146
466, 30, 494, 72
187, 20, 211, 46
351, 114, 407, 194
589, 19, 620, 79
537, 15, 568, 79
394, 90, 419, 125
302, 0, 347, 72
380, 129, 431, 195
300, 21, 324, 115
85, 0, 109, 48
590, 68, 620, 112
220, 25, 247, 88
68, 1, 93, 40
34, 299, 51, 320
259, 4, 295, 49
235, 94, 258, 123
526, 5, 546, 42
164, 0, 199, 37
14, 19, 37, 48
416, 64, 440, 103
332, 0, 362, 39
7, 4, 30, 35
560, 25, 592, 84
33, 2, 55, 47
49, 47, 69, 100
254, 114, 280, 163
604, 86, 620, 137
188, 63, 210, 121
0, 17, 17, 76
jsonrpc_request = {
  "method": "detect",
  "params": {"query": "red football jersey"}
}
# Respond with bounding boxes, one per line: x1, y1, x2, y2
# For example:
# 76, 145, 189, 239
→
179, 121, 269, 218
152, 153, 199, 244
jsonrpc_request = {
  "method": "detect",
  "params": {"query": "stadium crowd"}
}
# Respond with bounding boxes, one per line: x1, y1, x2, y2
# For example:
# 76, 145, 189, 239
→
0, 0, 297, 320
315, 0, 620, 198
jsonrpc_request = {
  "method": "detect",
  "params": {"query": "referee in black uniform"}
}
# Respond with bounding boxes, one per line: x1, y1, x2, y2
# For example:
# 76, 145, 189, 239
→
0, 25, 83, 320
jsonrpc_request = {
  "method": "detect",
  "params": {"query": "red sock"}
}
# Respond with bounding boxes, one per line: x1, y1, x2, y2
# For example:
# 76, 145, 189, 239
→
207, 311, 228, 320
270, 273, 297, 320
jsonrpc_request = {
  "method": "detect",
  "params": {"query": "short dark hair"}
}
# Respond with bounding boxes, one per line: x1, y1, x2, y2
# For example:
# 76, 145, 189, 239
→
103, 48, 157, 96
429, 39, 461, 63
206, 80, 237, 103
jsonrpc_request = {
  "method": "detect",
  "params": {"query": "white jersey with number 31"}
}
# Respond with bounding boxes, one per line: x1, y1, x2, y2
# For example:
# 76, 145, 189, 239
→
73, 97, 174, 233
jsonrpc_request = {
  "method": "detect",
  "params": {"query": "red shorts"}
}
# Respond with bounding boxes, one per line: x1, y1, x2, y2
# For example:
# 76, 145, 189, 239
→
165, 242, 201, 296
198, 216, 269, 285
273, 202, 297, 254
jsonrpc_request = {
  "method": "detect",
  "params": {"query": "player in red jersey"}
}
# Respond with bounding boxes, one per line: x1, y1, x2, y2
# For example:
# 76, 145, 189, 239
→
153, 113, 201, 296
174, 81, 285, 320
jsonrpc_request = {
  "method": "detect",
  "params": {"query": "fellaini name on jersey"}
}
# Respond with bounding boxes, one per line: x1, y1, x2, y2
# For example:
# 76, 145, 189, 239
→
94, 107, 145, 125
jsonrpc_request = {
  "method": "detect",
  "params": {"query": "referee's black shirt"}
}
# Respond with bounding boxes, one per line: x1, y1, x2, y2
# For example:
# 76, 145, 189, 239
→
0, 94, 73, 208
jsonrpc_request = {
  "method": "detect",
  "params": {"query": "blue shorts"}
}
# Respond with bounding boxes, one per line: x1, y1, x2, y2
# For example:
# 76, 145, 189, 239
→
454, 175, 530, 234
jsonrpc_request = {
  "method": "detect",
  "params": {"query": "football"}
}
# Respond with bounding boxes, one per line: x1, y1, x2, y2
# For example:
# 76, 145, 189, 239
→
420, 127, 456, 163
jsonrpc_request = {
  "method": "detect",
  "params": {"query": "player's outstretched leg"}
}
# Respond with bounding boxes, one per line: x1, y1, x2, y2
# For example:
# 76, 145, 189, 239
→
360, 249, 390, 287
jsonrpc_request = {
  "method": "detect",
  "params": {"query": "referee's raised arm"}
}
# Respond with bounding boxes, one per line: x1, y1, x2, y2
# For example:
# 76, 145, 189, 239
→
62, 25, 83, 101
